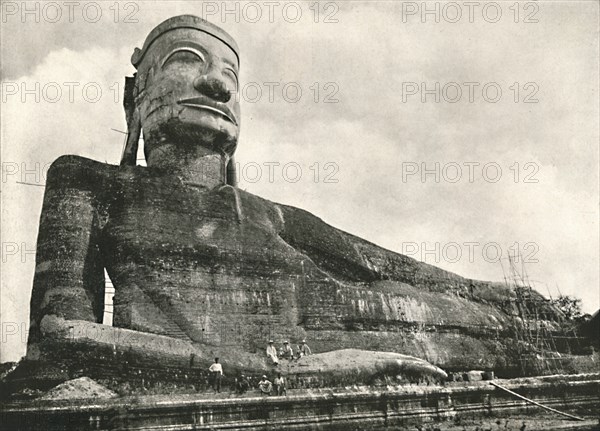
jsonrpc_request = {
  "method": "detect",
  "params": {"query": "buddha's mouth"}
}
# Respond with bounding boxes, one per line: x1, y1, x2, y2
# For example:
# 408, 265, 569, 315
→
177, 97, 237, 126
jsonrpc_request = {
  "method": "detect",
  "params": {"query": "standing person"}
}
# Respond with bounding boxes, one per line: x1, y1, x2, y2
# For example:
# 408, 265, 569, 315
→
274, 372, 287, 396
266, 340, 279, 365
282, 341, 294, 360
301, 339, 312, 356
208, 357, 223, 393
258, 375, 272, 395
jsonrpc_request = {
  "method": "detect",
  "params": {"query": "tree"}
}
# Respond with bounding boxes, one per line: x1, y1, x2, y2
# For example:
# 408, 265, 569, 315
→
552, 295, 583, 320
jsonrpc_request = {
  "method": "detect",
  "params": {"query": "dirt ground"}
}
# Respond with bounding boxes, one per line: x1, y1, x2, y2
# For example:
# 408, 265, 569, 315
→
38, 377, 117, 400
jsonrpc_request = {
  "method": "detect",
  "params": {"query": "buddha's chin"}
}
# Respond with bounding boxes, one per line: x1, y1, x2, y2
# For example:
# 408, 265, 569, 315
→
144, 118, 238, 157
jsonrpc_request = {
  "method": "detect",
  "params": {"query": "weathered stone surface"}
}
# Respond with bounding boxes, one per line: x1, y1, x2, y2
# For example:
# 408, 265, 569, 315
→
20, 15, 577, 392
25, 155, 562, 380
282, 349, 448, 382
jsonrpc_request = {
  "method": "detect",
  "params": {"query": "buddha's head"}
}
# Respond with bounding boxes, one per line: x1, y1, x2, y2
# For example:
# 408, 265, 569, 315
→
127, 15, 240, 166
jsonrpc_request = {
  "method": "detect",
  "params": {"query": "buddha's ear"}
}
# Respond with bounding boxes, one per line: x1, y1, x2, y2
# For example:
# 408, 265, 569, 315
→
120, 75, 140, 166
226, 156, 238, 187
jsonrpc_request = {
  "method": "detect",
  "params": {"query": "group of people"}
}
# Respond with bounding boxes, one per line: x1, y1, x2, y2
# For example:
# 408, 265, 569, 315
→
233, 372, 287, 396
206, 339, 312, 394
206, 359, 289, 396
266, 339, 312, 365
257, 372, 287, 396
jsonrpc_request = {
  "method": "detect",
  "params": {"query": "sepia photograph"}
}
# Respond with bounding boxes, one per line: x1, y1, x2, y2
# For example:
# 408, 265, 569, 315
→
1, 1, 599, 429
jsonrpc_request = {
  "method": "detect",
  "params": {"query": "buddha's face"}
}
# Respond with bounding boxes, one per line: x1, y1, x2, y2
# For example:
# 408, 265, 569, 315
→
136, 28, 240, 159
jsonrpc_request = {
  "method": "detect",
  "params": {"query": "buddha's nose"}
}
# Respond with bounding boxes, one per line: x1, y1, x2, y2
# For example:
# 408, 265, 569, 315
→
193, 75, 232, 103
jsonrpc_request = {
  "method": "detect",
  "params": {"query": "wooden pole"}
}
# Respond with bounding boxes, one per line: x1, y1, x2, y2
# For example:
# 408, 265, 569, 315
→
490, 381, 584, 421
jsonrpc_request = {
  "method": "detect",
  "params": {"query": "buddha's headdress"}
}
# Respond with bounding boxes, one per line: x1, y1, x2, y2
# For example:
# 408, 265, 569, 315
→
130, 15, 239, 69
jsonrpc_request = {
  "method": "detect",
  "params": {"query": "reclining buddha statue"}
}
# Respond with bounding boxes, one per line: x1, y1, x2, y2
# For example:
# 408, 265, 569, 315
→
22, 15, 559, 388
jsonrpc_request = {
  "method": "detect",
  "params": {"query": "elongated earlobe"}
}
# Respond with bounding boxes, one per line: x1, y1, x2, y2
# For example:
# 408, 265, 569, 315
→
121, 75, 141, 166
226, 156, 238, 187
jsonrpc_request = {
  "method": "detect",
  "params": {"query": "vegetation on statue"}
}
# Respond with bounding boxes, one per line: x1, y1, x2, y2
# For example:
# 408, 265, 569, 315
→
551, 295, 583, 321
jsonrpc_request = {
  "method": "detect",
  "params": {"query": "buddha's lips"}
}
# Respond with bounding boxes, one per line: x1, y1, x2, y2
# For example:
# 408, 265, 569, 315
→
177, 97, 237, 126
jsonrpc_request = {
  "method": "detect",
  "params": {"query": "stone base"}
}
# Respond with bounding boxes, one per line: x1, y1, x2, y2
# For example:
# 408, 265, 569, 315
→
1, 375, 598, 430
6, 317, 447, 397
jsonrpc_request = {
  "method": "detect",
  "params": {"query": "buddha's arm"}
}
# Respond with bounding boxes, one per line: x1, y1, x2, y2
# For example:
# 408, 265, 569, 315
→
274, 203, 560, 327
28, 155, 110, 340
275, 203, 471, 290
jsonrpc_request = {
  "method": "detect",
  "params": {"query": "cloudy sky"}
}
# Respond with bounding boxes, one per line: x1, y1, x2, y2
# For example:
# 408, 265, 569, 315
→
1, 1, 598, 362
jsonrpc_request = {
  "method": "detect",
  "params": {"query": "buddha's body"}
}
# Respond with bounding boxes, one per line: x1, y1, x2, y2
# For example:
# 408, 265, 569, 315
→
30, 153, 518, 371
23, 16, 559, 383
37, 155, 303, 351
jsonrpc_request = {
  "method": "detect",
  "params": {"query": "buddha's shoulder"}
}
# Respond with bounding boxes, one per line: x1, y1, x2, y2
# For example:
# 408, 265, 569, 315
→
224, 188, 335, 234
233, 189, 326, 226
46, 155, 154, 190
46, 155, 118, 187
220, 187, 287, 230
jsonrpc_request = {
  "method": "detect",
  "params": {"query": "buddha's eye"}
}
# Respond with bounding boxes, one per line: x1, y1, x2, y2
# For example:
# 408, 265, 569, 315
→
223, 68, 239, 92
162, 48, 205, 68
